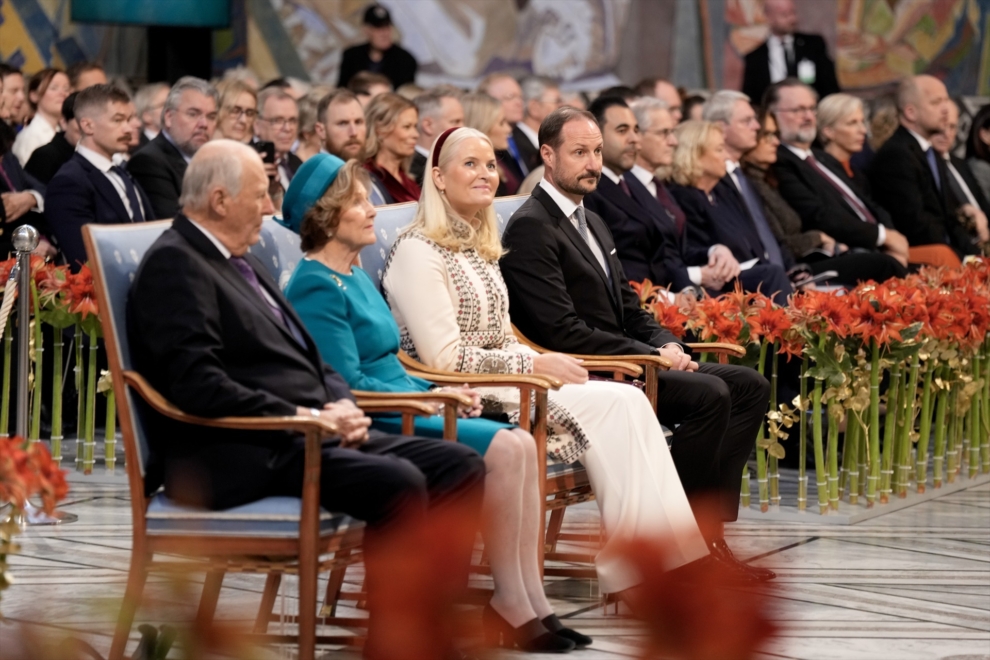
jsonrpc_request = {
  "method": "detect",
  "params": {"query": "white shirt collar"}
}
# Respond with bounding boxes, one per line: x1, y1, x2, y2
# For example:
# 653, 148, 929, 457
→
515, 121, 539, 149
906, 127, 933, 153
600, 165, 622, 185
538, 178, 581, 219
784, 144, 812, 160
186, 217, 232, 259
629, 164, 655, 187
414, 143, 430, 158
725, 159, 741, 174
76, 144, 115, 173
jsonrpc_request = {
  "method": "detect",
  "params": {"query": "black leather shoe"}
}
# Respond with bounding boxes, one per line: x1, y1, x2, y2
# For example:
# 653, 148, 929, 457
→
483, 604, 575, 653
542, 613, 593, 648
711, 538, 776, 581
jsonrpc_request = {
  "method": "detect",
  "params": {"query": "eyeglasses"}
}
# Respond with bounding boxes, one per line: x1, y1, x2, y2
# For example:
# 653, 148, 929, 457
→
495, 93, 523, 102
644, 128, 675, 139
757, 129, 781, 141
181, 108, 219, 122
225, 105, 257, 120
776, 106, 817, 115
259, 116, 299, 129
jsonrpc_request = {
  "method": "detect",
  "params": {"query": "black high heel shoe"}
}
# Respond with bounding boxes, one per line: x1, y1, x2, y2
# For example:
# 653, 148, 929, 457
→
482, 603, 575, 653
542, 613, 593, 648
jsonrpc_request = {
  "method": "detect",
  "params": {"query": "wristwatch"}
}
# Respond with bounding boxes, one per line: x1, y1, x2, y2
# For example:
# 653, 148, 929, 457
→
308, 408, 322, 418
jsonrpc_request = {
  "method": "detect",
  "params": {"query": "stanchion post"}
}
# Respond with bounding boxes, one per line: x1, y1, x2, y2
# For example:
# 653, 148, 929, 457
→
13, 225, 38, 440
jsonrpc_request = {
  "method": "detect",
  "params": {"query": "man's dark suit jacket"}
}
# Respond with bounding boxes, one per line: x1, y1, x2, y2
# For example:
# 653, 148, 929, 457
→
409, 149, 427, 187
45, 152, 153, 269
500, 184, 684, 358
495, 149, 524, 196
24, 132, 75, 185
773, 145, 891, 250
127, 133, 188, 220
742, 32, 840, 104
868, 125, 975, 256
0, 151, 51, 258
128, 214, 354, 497
511, 124, 542, 174
337, 43, 417, 89
948, 154, 990, 217
584, 173, 698, 292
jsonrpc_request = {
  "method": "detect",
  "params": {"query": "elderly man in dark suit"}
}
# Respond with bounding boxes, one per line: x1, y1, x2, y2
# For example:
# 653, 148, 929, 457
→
934, 100, 990, 244
45, 85, 153, 269
742, 0, 839, 104
128, 77, 218, 220
500, 107, 773, 581
128, 139, 484, 657
868, 75, 979, 259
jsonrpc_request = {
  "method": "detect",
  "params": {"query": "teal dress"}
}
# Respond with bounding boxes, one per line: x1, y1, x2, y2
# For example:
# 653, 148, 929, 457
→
284, 258, 509, 454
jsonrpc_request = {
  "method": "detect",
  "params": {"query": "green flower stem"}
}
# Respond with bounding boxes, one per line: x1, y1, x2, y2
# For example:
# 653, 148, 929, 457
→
827, 399, 840, 510
798, 359, 808, 511
932, 367, 949, 487
982, 343, 990, 473
755, 340, 769, 512
1, 321, 12, 437
83, 333, 97, 474
866, 340, 882, 507
51, 334, 63, 465
29, 284, 42, 443
104, 388, 116, 472
858, 415, 868, 499
769, 341, 780, 508
740, 464, 750, 509
968, 357, 980, 479
946, 386, 959, 483
897, 353, 920, 497
915, 360, 935, 492
880, 361, 902, 503
843, 416, 861, 505
812, 378, 828, 514
74, 325, 85, 469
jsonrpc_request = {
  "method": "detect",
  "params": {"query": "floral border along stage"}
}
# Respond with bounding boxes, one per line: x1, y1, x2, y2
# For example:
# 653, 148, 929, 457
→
633, 258, 990, 514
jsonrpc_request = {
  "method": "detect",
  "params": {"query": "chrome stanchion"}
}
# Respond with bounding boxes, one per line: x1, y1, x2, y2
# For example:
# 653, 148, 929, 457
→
12, 226, 77, 525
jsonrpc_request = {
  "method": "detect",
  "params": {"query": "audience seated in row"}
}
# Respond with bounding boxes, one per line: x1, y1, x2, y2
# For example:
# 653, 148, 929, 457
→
25, 91, 79, 185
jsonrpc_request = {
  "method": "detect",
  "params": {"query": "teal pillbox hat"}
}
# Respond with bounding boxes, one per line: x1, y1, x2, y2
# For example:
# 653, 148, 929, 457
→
276, 153, 346, 234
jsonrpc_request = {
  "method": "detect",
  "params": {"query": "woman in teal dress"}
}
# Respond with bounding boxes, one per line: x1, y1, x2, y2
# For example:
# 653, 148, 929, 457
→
280, 155, 589, 653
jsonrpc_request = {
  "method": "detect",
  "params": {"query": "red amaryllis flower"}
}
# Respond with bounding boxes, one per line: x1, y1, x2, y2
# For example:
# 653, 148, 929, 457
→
66, 265, 99, 318
747, 305, 792, 345
653, 300, 690, 339
790, 289, 854, 338
0, 437, 68, 514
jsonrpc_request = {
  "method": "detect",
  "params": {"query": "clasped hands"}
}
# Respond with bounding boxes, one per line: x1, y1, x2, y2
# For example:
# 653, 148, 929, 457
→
699, 245, 740, 290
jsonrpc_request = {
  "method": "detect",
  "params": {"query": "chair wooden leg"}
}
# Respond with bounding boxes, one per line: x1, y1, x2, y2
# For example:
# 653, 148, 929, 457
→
319, 557, 350, 618
196, 570, 225, 625
253, 573, 282, 633
545, 507, 565, 554
109, 551, 150, 660
298, 428, 322, 660
532, 390, 548, 580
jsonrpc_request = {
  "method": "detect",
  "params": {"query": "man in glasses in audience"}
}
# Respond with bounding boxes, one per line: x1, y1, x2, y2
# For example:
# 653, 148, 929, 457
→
128, 76, 218, 219
255, 87, 302, 192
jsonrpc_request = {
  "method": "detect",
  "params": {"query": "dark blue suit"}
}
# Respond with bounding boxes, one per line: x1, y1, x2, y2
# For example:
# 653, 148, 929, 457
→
0, 151, 51, 258
45, 152, 152, 269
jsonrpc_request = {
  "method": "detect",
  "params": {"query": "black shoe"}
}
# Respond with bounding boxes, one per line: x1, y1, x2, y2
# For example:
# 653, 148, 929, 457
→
542, 613, 593, 648
483, 603, 575, 653
710, 538, 776, 581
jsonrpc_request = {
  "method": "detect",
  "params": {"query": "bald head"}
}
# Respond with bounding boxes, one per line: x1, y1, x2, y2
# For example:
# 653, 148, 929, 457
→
764, 0, 797, 36
181, 139, 274, 255
896, 75, 949, 139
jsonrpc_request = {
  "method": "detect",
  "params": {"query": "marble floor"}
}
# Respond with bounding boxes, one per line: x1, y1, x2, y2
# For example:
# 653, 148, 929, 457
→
1, 469, 988, 660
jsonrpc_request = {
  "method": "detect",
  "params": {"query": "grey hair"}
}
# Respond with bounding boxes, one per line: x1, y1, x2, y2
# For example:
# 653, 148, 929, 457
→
817, 93, 865, 144
702, 90, 751, 124
629, 96, 669, 132
134, 82, 169, 117
414, 86, 461, 127
179, 139, 254, 211
162, 76, 219, 127
257, 87, 295, 118
520, 75, 558, 104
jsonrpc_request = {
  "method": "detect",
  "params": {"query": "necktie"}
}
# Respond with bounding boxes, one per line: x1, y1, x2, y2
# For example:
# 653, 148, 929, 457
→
617, 176, 632, 197
731, 170, 785, 267
945, 160, 975, 208
926, 147, 942, 191
229, 256, 306, 346
506, 135, 529, 177
574, 206, 609, 277
110, 165, 145, 222
805, 155, 876, 224
654, 179, 686, 235
784, 37, 796, 74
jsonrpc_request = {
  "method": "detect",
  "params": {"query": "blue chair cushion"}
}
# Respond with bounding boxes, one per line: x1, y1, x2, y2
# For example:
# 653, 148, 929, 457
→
146, 494, 360, 538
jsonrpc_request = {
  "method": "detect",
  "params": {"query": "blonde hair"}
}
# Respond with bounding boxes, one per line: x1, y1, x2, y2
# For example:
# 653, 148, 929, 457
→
460, 93, 502, 139
869, 96, 899, 152
407, 127, 504, 261
817, 93, 864, 145
363, 92, 417, 162
670, 120, 724, 186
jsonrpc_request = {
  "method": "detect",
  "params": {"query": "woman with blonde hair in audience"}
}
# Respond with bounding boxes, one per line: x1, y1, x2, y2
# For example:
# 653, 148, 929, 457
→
383, 126, 710, 623
460, 92, 519, 195
362, 92, 421, 204
213, 79, 258, 143
281, 153, 589, 653
12, 68, 71, 165
294, 89, 330, 162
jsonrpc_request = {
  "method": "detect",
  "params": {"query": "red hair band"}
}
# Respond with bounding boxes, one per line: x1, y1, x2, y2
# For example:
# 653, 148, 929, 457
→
431, 126, 462, 168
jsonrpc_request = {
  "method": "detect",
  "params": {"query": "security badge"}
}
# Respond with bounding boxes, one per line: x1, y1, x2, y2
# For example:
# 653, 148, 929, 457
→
797, 59, 816, 85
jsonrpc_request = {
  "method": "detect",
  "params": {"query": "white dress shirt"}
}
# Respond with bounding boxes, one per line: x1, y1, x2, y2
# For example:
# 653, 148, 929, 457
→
414, 144, 430, 159
767, 34, 794, 84
12, 114, 57, 166
784, 144, 886, 247
515, 121, 539, 150
538, 178, 609, 277
76, 144, 138, 220
906, 127, 934, 154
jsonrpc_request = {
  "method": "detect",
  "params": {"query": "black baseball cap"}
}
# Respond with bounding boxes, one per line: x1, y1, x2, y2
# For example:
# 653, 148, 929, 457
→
363, 4, 392, 27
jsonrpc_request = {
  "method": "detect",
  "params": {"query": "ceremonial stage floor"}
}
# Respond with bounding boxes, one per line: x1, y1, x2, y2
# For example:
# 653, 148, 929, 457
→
1, 470, 988, 660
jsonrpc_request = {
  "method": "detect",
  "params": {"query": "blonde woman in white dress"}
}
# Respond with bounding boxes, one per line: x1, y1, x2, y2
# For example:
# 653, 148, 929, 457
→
382, 127, 710, 605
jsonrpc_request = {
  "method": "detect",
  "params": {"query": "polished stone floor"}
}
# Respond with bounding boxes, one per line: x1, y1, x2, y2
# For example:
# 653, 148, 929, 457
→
1, 469, 988, 660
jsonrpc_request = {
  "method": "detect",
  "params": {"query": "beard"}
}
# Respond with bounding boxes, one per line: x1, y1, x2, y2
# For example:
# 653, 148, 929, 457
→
557, 169, 601, 197
781, 124, 817, 145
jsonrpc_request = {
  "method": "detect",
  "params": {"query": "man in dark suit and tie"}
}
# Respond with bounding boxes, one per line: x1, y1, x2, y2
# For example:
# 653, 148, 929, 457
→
128, 139, 484, 656
45, 85, 153, 270
934, 100, 990, 245
411, 87, 463, 186
868, 75, 979, 259
516, 76, 563, 173
742, 0, 839, 105
256, 87, 303, 193
25, 92, 80, 185
128, 77, 218, 220
500, 107, 773, 581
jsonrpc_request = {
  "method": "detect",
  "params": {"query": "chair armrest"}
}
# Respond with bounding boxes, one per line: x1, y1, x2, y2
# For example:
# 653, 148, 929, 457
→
398, 351, 562, 390
351, 389, 473, 408
580, 360, 644, 377
123, 371, 338, 435
508, 323, 673, 370
354, 398, 439, 416
686, 342, 747, 358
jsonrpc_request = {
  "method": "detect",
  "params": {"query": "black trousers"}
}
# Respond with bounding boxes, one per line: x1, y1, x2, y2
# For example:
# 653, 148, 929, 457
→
808, 250, 908, 287
655, 362, 770, 523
